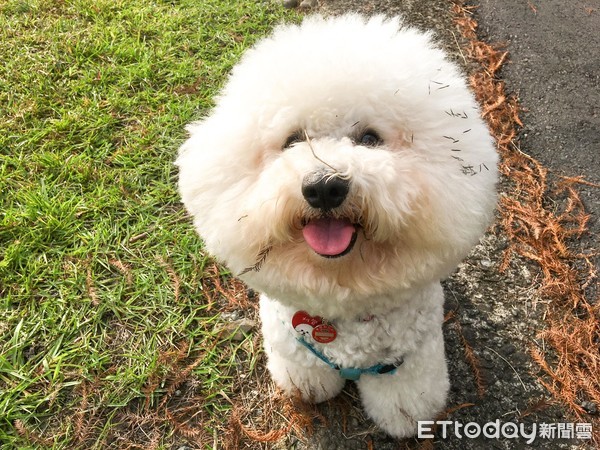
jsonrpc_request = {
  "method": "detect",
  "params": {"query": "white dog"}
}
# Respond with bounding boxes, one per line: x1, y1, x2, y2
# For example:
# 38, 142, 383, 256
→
176, 14, 497, 438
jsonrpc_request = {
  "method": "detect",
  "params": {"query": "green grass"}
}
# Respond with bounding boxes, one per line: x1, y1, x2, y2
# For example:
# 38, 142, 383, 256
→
0, 1, 296, 448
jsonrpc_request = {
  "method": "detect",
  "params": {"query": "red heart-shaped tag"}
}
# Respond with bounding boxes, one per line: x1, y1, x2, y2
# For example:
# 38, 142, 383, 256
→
292, 311, 323, 329
292, 311, 337, 343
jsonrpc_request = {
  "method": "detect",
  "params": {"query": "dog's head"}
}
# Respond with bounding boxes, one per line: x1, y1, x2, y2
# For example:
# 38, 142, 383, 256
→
176, 15, 498, 316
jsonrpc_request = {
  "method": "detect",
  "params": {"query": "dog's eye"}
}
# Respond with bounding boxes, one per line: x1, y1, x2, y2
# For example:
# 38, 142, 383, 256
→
358, 130, 383, 147
283, 131, 305, 150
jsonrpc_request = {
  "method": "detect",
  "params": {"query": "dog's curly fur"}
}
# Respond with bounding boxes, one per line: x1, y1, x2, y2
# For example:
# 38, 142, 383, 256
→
176, 14, 498, 438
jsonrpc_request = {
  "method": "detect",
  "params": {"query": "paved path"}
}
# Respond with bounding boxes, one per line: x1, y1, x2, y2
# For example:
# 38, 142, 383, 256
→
477, 0, 599, 249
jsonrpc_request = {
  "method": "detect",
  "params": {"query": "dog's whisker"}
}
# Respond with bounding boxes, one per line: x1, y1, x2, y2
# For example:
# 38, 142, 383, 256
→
359, 230, 368, 263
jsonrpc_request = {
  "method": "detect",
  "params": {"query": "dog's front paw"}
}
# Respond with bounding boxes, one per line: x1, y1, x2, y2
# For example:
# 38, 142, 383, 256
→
359, 373, 449, 438
266, 352, 345, 403
357, 351, 449, 438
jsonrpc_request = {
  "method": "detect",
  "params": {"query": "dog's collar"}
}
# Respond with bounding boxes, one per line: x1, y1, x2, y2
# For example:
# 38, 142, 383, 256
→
291, 310, 404, 380
296, 336, 403, 381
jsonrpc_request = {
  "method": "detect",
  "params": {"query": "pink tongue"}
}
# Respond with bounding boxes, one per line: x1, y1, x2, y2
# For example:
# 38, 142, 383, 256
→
302, 218, 356, 256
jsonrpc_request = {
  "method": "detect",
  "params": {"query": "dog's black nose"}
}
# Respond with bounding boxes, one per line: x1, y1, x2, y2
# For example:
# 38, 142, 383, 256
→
302, 172, 350, 210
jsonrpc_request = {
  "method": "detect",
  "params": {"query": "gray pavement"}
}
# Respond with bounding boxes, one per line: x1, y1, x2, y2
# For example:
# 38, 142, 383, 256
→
478, 0, 599, 192
477, 0, 599, 267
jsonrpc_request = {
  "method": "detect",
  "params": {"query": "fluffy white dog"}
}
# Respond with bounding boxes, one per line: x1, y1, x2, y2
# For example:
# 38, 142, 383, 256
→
176, 14, 497, 438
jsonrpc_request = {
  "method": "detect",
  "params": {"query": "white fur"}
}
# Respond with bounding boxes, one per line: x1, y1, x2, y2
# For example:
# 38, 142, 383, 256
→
176, 14, 497, 438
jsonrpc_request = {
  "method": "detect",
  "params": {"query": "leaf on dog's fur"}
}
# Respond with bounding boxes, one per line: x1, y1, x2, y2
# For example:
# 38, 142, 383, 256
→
239, 244, 272, 276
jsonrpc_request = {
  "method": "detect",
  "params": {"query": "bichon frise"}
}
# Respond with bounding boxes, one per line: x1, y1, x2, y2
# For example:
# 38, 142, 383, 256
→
176, 14, 497, 438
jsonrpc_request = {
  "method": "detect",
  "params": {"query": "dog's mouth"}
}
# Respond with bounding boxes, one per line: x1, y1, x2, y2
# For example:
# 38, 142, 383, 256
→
302, 217, 358, 258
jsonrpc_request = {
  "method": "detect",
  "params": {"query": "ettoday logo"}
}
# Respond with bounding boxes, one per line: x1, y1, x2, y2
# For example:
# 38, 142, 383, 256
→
418, 420, 593, 444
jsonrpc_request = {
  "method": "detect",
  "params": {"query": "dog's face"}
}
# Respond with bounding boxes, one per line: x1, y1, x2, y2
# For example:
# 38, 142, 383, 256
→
177, 15, 498, 316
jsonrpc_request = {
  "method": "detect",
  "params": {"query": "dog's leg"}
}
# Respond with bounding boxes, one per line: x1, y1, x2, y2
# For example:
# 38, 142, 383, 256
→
264, 348, 346, 403
259, 295, 345, 403
356, 326, 449, 438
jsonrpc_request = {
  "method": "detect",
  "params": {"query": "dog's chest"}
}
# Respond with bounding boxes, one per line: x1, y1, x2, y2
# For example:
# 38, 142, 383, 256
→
291, 309, 405, 368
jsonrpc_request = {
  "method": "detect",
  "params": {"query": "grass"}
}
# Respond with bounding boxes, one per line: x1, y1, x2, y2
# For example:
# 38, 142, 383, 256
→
0, 0, 296, 448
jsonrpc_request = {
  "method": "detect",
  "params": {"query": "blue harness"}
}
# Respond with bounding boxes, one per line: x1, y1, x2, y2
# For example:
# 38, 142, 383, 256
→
296, 336, 404, 381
